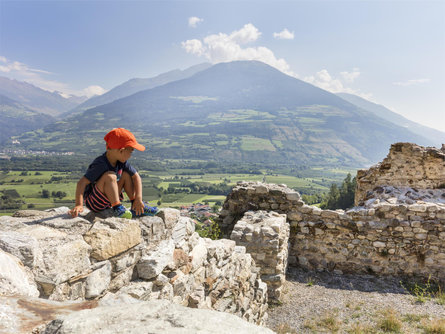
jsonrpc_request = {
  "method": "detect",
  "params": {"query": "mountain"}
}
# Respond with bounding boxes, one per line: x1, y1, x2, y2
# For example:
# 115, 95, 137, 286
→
0, 76, 83, 117
0, 94, 55, 143
12, 61, 434, 166
337, 93, 445, 146
66, 94, 89, 105
68, 63, 212, 114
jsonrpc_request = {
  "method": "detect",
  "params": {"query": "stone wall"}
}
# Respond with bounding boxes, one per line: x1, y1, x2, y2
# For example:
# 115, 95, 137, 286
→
230, 211, 289, 302
355, 142, 445, 205
220, 181, 445, 282
0, 206, 268, 329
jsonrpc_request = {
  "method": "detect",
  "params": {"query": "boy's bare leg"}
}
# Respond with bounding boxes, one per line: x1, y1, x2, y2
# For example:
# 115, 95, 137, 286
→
118, 172, 135, 200
96, 172, 121, 205
97, 171, 136, 207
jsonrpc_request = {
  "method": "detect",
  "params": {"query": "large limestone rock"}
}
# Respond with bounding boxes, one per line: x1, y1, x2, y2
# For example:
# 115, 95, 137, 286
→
0, 250, 39, 297
83, 218, 141, 261
0, 296, 98, 334
42, 299, 274, 334
0, 206, 270, 327
26, 229, 92, 295
0, 223, 92, 296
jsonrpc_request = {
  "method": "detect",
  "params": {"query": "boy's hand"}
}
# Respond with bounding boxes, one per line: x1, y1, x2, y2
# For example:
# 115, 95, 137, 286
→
132, 199, 145, 216
69, 205, 84, 218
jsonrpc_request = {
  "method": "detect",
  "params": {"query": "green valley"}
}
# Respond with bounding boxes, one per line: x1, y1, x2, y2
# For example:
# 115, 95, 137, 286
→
0, 165, 355, 215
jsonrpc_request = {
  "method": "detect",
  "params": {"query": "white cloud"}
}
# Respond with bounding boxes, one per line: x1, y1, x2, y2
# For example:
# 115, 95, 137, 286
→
182, 39, 205, 56
230, 23, 261, 44
393, 78, 430, 86
0, 56, 106, 98
273, 28, 294, 40
304, 68, 372, 100
305, 69, 344, 92
83, 85, 106, 97
188, 16, 203, 28
340, 68, 360, 83
0, 57, 52, 75
181, 23, 295, 76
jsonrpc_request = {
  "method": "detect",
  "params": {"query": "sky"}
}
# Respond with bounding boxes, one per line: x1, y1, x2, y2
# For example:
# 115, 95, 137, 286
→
0, 0, 444, 132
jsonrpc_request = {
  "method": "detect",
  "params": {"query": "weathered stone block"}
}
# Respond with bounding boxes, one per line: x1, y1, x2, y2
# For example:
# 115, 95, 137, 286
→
137, 239, 175, 280
83, 218, 141, 261
85, 261, 111, 299
156, 208, 180, 230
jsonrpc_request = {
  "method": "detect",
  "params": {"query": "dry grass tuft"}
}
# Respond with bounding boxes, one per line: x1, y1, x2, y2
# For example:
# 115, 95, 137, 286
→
423, 318, 445, 334
275, 323, 298, 334
346, 322, 376, 334
318, 311, 341, 333
378, 308, 402, 333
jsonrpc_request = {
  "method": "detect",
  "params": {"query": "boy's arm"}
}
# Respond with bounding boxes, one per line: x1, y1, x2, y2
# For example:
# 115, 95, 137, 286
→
69, 176, 91, 218
131, 172, 144, 216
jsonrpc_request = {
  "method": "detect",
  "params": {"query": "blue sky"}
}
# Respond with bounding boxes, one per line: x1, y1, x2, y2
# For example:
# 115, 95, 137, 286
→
1, 0, 444, 132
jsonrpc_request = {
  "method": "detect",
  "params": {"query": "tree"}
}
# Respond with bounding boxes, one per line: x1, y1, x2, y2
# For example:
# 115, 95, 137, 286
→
51, 191, 67, 199
320, 173, 356, 210
42, 189, 50, 198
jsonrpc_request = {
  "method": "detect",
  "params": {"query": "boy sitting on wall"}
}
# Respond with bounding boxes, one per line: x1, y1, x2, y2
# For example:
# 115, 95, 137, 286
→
69, 128, 158, 219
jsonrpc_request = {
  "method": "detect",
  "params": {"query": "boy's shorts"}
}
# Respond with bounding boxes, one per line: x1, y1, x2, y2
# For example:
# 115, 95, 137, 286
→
85, 183, 124, 212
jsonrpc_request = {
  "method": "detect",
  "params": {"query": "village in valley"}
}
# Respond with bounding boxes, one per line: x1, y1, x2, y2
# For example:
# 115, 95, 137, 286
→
180, 203, 218, 221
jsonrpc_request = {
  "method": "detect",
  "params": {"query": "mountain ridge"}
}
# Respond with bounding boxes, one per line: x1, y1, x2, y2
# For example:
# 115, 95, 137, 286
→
337, 92, 445, 146
10, 60, 432, 167
0, 94, 55, 142
0, 76, 84, 117
67, 62, 212, 115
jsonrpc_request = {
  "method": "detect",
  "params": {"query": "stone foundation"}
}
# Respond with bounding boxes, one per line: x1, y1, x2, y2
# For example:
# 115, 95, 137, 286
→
220, 181, 445, 282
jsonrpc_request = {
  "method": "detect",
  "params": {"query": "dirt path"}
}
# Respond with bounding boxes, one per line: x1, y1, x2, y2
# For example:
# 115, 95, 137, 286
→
266, 268, 445, 333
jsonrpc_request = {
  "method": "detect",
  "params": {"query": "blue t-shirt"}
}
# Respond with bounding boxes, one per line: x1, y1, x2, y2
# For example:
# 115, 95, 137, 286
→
84, 152, 137, 194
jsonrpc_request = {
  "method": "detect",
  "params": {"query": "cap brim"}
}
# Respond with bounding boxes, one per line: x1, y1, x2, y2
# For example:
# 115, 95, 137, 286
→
132, 143, 146, 151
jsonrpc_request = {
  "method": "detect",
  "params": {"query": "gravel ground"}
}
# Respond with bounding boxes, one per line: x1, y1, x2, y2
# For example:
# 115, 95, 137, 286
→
266, 268, 445, 333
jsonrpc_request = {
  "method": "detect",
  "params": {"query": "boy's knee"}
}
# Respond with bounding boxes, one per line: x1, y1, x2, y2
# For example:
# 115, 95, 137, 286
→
100, 172, 117, 183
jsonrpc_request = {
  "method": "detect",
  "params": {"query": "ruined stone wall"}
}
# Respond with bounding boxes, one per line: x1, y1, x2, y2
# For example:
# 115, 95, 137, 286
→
0, 207, 268, 326
355, 143, 445, 205
230, 211, 289, 302
220, 182, 445, 281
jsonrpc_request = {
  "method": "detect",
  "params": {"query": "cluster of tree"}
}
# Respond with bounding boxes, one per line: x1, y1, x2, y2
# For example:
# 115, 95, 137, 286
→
1, 156, 89, 172
0, 193, 23, 210
320, 174, 356, 210
41, 189, 67, 199
0, 179, 24, 184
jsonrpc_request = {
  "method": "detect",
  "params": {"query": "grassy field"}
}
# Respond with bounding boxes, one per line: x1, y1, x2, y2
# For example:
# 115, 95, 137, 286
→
0, 167, 356, 215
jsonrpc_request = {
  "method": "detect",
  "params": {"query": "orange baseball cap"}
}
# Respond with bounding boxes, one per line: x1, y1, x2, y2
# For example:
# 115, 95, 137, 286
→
104, 128, 146, 151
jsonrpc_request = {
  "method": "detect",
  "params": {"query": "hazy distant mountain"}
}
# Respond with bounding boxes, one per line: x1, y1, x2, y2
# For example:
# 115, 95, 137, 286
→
68, 63, 212, 114
0, 76, 84, 117
0, 94, 55, 142
337, 92, 445, 146
66, 94, 89, 105
14, 61, 433, 166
